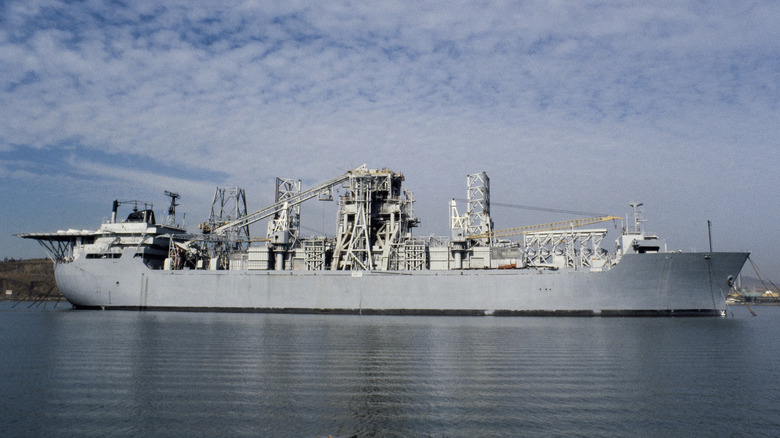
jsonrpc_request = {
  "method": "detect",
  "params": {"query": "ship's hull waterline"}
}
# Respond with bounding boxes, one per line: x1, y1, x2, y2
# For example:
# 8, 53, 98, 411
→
55, 251, 749, 316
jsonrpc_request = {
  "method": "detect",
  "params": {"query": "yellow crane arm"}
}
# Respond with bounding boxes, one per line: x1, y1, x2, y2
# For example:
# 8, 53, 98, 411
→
468, 215, 622, 240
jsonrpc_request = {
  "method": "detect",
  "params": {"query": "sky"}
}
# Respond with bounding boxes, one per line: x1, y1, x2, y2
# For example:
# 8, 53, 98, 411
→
1, 1, 778, 279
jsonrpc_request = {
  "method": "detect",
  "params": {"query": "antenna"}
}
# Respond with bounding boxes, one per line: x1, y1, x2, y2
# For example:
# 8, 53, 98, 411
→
164, 191, 180, 226
629, 202, 645, 234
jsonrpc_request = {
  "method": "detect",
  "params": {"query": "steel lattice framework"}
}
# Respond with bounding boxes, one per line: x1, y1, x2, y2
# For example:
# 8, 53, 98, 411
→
209, 187, 249, 250
466, 172, 492, 245
331, 168, 419, 270
523, 229, 609, 269
267, 177, 302, 247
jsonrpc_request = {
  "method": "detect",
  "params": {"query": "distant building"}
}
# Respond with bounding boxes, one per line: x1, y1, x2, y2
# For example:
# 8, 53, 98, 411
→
741, 290, 780, 303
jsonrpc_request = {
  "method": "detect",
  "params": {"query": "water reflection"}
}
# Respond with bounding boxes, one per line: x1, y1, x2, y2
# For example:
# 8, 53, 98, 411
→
2, 305, 779, 436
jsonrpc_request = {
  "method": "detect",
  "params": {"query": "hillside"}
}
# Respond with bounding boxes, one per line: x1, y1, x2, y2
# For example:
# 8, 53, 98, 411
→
0, 258, 62, 300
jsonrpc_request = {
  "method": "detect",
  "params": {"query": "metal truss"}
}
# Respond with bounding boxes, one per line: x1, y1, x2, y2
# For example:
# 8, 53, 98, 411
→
332, 172, 374, 270
208, 187, 249, 251
36, 237, 76, 262
524, 229, 608, 269
466, 172, 492, 245
303, 238, 328, 270
403, 240, 427, 270
449, 199, 468, 242
267, 177, 302, 247
331, 169, 419, 270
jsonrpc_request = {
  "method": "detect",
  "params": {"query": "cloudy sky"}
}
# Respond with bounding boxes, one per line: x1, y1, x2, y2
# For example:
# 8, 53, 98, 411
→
1, 1, 778, 277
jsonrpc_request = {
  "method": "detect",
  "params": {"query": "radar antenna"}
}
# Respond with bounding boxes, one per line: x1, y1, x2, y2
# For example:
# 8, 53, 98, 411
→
629, 202, 645, 234
164, 191, 180, 226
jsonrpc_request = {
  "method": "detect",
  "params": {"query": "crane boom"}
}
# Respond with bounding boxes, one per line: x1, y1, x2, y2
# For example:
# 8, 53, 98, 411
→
467, 215, 622, 240
212, 164, 367, 235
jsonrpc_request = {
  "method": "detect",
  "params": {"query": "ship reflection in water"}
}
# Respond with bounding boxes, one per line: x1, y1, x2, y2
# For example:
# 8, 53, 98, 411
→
2, 304, 779, 437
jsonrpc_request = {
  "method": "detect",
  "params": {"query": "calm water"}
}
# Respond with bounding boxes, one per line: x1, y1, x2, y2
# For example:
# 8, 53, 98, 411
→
2, 301, 779, 437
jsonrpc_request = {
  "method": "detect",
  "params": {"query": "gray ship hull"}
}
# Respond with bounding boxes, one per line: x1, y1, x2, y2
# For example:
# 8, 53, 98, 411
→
54, 251, 749, 316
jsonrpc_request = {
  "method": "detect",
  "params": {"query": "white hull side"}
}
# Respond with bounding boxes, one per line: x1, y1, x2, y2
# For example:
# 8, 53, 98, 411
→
54, 252, 749, 316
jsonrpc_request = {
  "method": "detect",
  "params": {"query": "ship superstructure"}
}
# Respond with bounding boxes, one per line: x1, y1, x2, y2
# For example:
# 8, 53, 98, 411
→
18, 165, 749, 316
20, 196, 187, 268
170, 165, 626, 274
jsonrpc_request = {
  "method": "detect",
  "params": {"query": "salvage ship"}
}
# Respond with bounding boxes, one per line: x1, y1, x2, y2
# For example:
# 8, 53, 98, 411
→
18, 165, 748, 316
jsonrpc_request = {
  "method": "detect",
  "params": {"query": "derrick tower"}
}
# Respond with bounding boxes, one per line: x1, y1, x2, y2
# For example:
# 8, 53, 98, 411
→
331, 168, 419, 270
208, 187, 249, 251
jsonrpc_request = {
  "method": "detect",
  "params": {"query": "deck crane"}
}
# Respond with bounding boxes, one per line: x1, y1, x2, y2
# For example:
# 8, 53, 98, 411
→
466, 215, 623, 241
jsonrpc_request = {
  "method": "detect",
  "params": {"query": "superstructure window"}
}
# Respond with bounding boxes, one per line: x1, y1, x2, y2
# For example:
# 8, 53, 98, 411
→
126, 209, 156, 224
85, 253, 122, 259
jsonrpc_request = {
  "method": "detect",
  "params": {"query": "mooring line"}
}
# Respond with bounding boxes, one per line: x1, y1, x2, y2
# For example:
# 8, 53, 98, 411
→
748, 257, 779, 293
